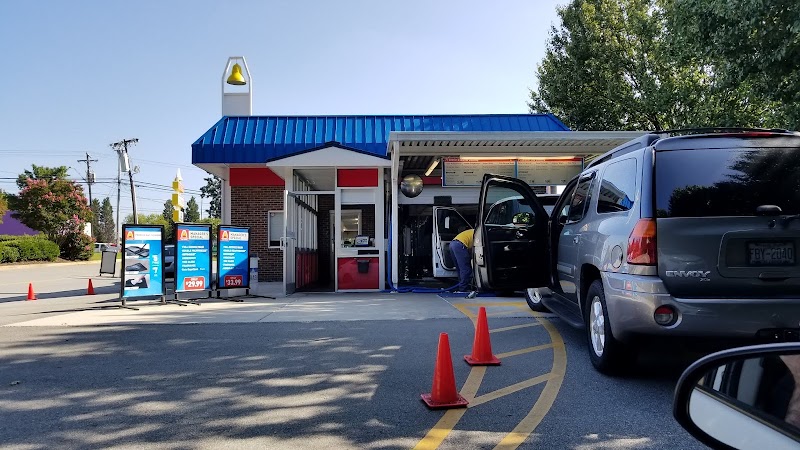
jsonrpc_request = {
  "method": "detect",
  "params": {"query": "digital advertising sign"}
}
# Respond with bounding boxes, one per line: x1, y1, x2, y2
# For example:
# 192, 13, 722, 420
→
175, 224, 212, 293
121, 225, 164, 299
217, 226, 250, 290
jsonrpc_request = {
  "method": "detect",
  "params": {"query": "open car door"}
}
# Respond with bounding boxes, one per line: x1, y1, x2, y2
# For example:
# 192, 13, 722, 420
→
432, 206, 472, 278
474, 174, 551, 291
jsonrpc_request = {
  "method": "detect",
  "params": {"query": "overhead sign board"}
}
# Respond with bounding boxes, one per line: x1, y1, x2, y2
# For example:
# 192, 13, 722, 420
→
175, 224, 212, 293
442, 158, 515, 186
442, 157, 583, 187
217, 226, 250, 290
121, 225, 164, 299
516, 158, 584, 185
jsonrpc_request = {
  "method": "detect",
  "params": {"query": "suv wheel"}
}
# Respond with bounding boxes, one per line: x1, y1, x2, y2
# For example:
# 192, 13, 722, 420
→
585, 280, 635, 374
524, 288, 549, 312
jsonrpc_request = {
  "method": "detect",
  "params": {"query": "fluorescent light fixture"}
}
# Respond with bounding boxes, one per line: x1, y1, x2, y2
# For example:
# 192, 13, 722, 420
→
459, 156, 516, 161
424, 158, 440, 176
517, 156, 579, 161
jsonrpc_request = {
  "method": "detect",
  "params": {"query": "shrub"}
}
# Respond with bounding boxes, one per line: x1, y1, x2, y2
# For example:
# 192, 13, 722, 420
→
0, 245, 19, 263
0, 236, 60, 263
10, 238, 40, 261
60, 232, 94, 261
34, 239, 59, 261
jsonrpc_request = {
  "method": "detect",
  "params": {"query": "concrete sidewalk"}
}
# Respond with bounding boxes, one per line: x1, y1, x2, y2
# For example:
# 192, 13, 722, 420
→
1, 287, 535, 327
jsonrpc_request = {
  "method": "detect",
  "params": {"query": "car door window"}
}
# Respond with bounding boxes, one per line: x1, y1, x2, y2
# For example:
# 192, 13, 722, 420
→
597, 158, 637, 214
567, 173, 596, 224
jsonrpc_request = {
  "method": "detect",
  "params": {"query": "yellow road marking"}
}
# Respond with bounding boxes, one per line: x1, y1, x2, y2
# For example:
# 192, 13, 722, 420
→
496, 343, 553, 359
490, 323, 540, 333
494, 314, 567, 450
413, 367, 486, 450
418, 301, 567, 450
453, 301, 526, 308
469, 373, 554, 408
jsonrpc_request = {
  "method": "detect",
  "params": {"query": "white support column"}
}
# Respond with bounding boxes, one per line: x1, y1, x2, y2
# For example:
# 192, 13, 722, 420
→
375, 168, 385, 290
390, 141, 400, 287
221, 168, 232, 224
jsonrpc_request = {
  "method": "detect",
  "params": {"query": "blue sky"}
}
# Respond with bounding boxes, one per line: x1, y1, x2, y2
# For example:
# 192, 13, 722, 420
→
0, 0, 565, 219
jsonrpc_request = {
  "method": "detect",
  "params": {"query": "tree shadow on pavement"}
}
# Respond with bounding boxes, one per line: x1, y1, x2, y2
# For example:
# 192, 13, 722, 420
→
0, 322, 446, 449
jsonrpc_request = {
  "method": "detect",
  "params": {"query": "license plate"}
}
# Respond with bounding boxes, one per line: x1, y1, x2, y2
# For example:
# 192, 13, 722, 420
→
748, 242, 795, 266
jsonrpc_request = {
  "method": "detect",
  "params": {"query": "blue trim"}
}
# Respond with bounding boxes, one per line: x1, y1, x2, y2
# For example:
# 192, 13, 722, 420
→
192, 114, 571, 164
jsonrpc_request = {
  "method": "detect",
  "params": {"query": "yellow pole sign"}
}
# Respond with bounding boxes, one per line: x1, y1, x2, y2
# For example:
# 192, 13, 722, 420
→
172, 169, 185, 222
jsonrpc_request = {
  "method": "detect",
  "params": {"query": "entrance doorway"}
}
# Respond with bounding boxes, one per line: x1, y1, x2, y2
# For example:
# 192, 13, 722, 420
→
283, 192, 342, 294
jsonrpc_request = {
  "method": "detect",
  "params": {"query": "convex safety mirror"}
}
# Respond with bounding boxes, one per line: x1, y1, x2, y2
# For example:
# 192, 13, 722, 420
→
673, 343, 800, 450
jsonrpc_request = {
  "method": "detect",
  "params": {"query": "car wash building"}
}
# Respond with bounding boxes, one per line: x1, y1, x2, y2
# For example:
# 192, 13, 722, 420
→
191, 57, 645, 294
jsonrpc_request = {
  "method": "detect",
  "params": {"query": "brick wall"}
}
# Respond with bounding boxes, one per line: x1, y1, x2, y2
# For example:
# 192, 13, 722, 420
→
231, 186, 284, 281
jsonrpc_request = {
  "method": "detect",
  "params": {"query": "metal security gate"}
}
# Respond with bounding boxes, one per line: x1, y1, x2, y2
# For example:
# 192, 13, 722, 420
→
282, 190, 319, 295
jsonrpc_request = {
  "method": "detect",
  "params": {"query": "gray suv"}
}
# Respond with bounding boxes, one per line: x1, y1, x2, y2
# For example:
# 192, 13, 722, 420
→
473, 129, 800, 374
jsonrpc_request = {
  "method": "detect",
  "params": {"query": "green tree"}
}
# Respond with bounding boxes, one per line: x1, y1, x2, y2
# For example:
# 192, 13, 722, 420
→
199, 217, 221, 251
0, 191, 8, 224
12, 172, 94, 259
529, 0, 776, 130
90, 198, 101, 241
125, 213, 171, 229
15, 164, 69, 190
99, 197, 115, 243
184, 196, 200, 223
200, 176, 221, 219
158, 200, 175, 241
666, 0, 800, 128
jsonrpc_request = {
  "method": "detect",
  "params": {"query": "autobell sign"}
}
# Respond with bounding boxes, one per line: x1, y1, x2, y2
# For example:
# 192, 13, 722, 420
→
121, 224, 164, 299
175, 224, 212, 293
217, 226, 250, 289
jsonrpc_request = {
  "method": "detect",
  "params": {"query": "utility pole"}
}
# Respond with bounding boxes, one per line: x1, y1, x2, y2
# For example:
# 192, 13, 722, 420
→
77, 152, 98, 205
111, 138, 139, 226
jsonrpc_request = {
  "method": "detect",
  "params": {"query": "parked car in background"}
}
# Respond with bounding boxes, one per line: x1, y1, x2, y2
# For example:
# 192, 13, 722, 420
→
474, 129, 800, 375
164, 245, 175, 278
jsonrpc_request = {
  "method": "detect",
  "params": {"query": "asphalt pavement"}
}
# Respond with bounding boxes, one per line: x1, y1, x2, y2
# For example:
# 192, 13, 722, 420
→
0, 262, 709, 449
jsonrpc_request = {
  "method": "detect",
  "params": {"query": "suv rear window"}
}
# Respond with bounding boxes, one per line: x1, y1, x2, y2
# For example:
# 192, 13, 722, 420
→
656, 147, 800, 217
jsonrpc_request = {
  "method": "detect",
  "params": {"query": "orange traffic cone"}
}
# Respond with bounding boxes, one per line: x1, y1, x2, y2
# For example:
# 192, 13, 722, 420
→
26, 283, 36, 301
87, 279, 95, 295
464, 307, 501, 366
421, 333, 469, 409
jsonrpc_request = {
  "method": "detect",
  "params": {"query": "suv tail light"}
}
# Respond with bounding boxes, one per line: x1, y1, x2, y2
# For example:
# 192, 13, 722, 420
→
627, 219, 657, 265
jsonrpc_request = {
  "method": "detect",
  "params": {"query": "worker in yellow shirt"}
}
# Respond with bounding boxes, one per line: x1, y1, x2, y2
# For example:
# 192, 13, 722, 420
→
450, 228, 474, 292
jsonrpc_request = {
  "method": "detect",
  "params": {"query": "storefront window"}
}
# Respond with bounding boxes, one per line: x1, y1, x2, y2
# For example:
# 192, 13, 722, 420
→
341, 205, 374, 247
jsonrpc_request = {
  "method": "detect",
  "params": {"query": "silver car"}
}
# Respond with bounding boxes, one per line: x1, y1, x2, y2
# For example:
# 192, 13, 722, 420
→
474, 129, 800, 374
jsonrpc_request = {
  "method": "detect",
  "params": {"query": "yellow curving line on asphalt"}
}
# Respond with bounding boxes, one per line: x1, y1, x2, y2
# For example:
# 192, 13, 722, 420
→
414, 300, 567, 450
495, 343, 553, 359
469, 372, 555, 408
490, 322, 541, 333
413, 366, 486, 450
494, 309, 567, 450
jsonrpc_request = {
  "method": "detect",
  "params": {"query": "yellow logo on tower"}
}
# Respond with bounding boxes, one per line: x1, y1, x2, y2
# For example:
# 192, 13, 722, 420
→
179, 229, 189, 241
126, 230, 135, 240
220, 230, 229, 241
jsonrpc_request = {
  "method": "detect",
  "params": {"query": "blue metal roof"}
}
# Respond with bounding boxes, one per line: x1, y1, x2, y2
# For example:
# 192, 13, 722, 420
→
192, 114, 571, 164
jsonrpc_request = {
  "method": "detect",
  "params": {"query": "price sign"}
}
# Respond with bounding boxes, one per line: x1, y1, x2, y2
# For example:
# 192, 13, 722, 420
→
217, 225, 250, 290
223, 275, 243, 287
175, 224, 212, 293
442, 158, 516, 186
516, 158, 583, 185
183, 276, 206, 290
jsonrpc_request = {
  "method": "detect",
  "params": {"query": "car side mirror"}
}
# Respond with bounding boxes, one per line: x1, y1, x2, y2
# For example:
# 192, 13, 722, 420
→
558, 215, 568, 225
512, 212, 534, 226
673, 342, 800, 449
